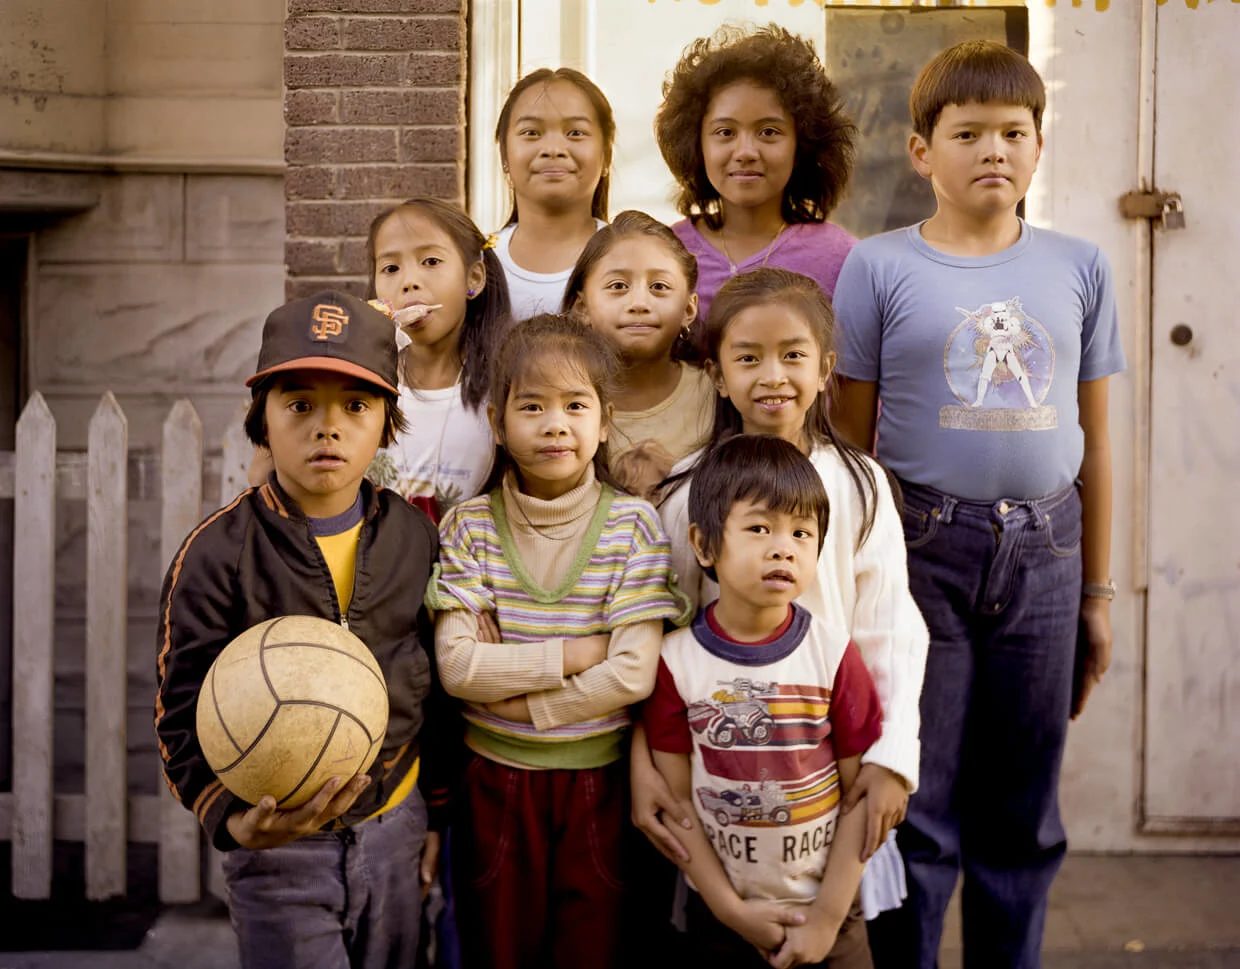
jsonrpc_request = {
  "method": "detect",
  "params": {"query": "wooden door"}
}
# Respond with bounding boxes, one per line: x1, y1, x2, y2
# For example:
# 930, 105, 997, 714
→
1144, 1, 1240, 828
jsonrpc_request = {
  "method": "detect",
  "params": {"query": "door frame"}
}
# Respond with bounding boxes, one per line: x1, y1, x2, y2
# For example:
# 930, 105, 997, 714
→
1136, 0, 1240, 837
466, 0, 519, 233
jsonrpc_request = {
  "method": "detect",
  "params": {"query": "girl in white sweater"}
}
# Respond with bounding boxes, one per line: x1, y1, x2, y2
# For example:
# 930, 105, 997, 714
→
631, 268, 929, 956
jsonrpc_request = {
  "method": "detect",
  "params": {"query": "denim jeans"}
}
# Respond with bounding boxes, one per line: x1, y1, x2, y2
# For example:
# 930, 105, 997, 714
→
223, 790, 427, 969
892, 480, 1082, 969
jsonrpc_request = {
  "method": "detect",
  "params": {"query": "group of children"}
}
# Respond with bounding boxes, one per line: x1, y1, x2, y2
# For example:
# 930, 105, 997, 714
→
155, 24, 1122, 969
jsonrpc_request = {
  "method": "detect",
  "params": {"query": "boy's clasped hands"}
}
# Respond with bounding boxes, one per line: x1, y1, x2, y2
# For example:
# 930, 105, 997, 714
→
633, 756, 888, 966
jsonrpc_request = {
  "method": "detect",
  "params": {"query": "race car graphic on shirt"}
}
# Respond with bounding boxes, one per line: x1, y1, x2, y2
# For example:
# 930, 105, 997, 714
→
687, 678, 779, 747
688, 680, 842, 828
696, 765, 842, 829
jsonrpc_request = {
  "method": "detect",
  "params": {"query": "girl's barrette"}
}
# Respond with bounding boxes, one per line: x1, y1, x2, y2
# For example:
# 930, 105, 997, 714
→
482, 234, 499, 251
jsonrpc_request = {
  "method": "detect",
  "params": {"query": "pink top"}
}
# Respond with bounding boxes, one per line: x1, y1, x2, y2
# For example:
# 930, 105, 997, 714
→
673, 219, 858, 323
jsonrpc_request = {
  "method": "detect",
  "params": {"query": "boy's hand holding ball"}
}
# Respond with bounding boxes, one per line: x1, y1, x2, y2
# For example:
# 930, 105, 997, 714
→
226, 774, 371, 850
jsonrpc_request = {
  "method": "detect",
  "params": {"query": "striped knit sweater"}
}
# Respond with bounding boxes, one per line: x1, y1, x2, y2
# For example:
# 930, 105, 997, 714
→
428, 469, 689, 768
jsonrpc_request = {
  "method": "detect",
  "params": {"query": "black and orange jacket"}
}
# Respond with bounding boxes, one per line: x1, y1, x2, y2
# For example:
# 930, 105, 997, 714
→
154, 474, 456, 849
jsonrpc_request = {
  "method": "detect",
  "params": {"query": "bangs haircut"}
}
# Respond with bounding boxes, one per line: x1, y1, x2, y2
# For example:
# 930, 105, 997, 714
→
689, 434, 830, 582
656, 23, 856, 229
562, 209, 701, 362
704, 268, 838, 452
485, 313, 625, 492
563, 209, 699, 310
364, 197, 513, 412
660, 267, 879, 546
496, 68, 617, 226
244, 373, 408, 451
911, 40, 1046, 141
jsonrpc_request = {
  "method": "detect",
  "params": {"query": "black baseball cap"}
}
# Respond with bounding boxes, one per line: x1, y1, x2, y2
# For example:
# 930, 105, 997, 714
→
247, 290, 399, 394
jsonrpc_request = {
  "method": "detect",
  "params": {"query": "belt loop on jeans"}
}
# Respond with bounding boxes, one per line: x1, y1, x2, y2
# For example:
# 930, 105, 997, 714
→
938, 496, 958, 525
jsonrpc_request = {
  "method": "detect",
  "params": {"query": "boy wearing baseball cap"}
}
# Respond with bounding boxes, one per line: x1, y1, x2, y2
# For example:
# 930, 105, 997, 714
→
155, 292, 455, 969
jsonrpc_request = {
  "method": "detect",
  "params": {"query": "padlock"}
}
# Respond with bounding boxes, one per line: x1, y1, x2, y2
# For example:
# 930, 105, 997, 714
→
1160, 194, 1186, 230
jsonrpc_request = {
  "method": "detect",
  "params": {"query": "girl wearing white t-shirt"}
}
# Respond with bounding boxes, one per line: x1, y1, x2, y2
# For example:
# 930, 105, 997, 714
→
493, 67, 615, 319
365, 198, 511, 522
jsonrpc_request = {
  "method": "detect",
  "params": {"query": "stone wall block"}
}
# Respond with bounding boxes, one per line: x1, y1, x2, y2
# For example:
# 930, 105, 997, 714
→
107, 18, 283, 95
400, 126, 461, 163
339, 238, 370, 276
285, 15, 341, 49
341, 16, 460, 50
0, 171, 104, 213
285, 89, 340, 125
285, 52, 405, 88
287, 239, 342, 276
289, 0, 460, 13
340, 88, 458, 125
33, 264, 281, 389
286, 166, 338, 200
186, 175, 286, 263
38, 174, 184, 263
107, 94, 284, 163
403, 52, 461, 86
336, 164, 458, 200
286, 200, 393, 237
286, 126, 400, 164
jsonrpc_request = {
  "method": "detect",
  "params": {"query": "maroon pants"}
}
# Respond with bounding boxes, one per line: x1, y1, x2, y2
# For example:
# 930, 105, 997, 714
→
453, 753, 627, 969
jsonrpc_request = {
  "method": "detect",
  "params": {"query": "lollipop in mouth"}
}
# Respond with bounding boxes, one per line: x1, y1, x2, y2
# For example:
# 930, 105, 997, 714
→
368, 299, 444, 349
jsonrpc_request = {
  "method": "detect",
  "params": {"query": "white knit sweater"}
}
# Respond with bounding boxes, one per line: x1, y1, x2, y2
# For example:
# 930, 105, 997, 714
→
658, 444, 929, 790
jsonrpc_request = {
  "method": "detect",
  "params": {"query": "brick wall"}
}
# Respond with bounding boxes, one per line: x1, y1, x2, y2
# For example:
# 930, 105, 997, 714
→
284, 0, 466, 299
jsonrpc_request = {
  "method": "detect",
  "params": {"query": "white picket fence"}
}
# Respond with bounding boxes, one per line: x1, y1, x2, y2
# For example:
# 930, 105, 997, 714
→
0, 391, 250, 902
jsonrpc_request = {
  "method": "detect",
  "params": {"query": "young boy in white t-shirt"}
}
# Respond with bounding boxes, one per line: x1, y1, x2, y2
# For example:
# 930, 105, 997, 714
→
643, 434, 883, 968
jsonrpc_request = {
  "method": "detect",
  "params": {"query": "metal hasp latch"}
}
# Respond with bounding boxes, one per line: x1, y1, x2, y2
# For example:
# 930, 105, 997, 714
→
1118, 189, 1186, 230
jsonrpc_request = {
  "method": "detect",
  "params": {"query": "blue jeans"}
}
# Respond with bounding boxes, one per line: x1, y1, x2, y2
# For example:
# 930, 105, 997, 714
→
223, 790, 427, 969
894, 480, 1082, 969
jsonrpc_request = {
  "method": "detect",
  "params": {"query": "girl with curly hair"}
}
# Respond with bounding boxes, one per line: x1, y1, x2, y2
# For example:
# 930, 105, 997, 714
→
493, 68, 616, 321
656, 23, 858, 325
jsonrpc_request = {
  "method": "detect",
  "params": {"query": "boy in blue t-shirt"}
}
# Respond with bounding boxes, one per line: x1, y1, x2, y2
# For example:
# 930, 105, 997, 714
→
832, 41, 1125, 969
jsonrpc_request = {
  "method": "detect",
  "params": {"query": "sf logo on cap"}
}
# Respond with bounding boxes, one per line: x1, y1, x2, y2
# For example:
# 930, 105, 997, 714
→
311, 303, 350, 342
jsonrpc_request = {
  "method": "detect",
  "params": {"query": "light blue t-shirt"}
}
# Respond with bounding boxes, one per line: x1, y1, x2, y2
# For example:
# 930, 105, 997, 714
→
834, 220, 1125, 501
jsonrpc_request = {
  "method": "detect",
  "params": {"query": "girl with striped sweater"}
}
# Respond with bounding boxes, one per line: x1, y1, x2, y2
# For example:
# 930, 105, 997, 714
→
427, 313, 688, 969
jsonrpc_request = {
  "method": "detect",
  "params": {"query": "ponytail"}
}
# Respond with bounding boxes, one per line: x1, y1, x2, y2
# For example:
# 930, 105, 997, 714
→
460, 246, 513, 410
